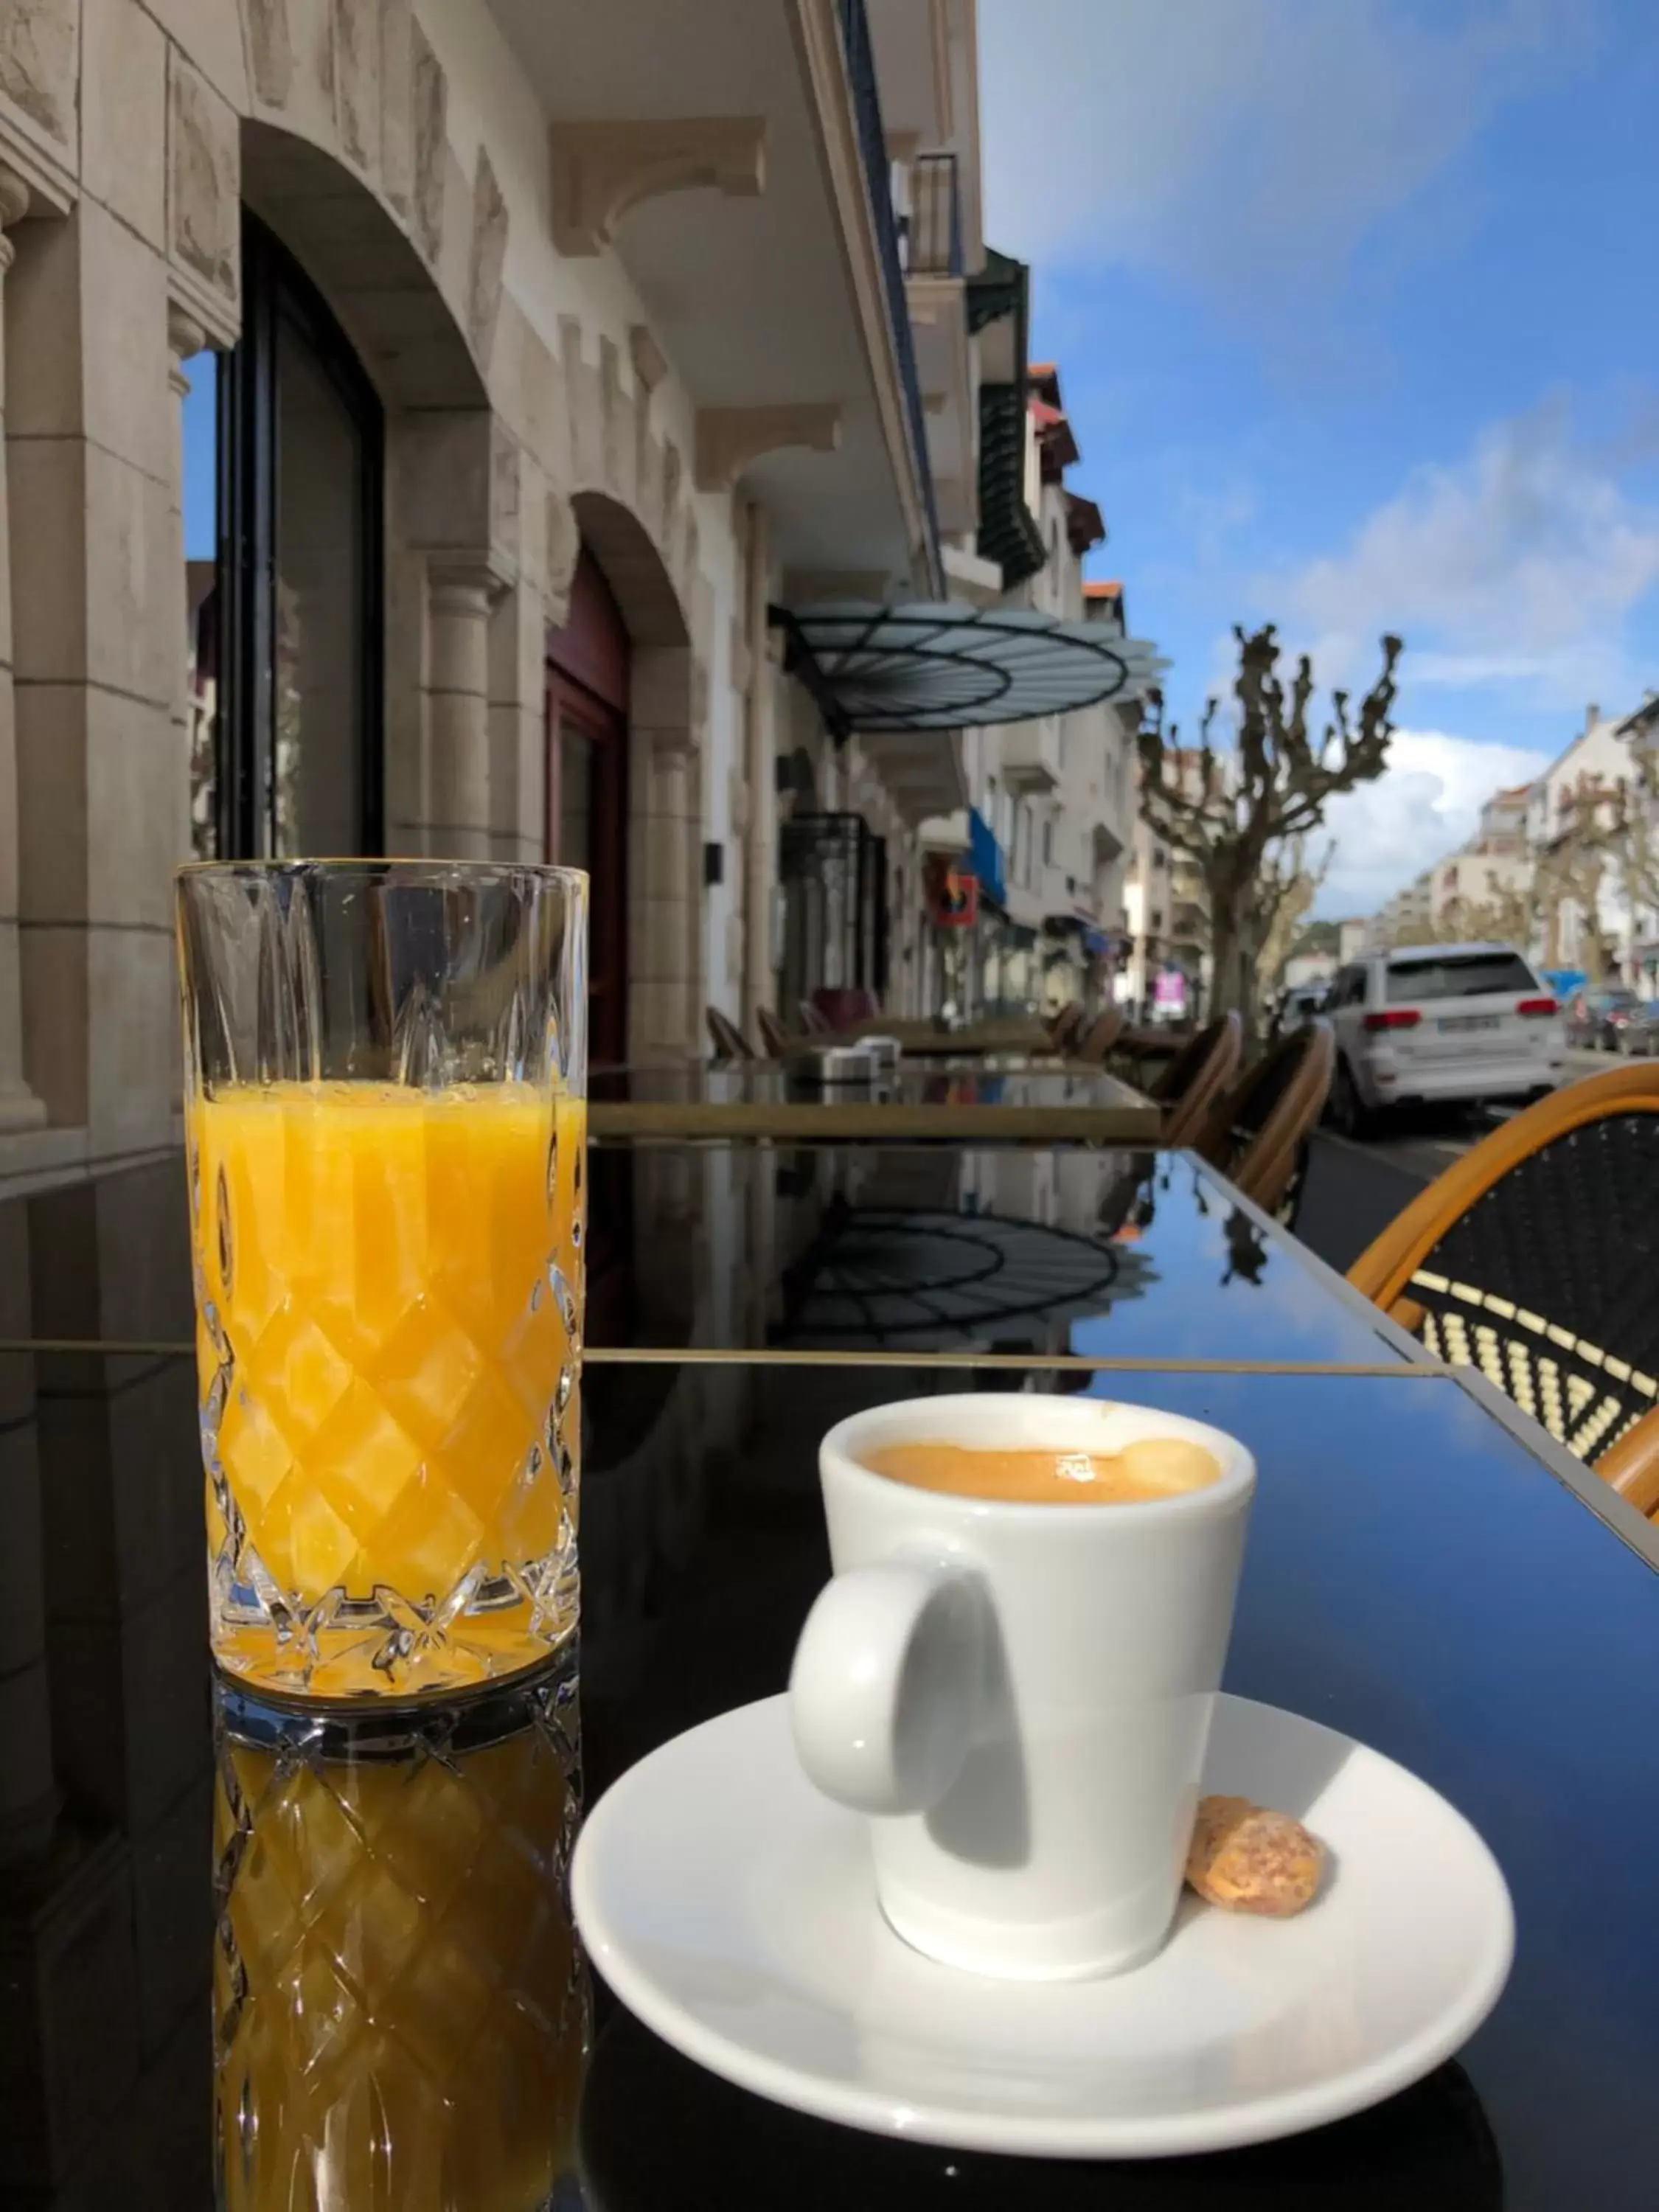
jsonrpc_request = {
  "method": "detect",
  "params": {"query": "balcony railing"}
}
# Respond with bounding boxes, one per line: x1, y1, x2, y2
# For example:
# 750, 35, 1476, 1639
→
901, 152, 963, 277
837, 0, 943, 583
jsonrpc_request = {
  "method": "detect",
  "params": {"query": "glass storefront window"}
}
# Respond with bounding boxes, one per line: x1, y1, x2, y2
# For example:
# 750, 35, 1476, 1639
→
217, 215, 383, 859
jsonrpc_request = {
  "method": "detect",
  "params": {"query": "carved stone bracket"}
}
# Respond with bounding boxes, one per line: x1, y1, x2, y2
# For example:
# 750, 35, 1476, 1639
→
629, 323, 668, 395
546, 487, 580, 620
167, 51, 241, 349
550, 117, 765, 257
167, 302, 209, 397
694, 403, 843, 493
0, 0, 78, 216
0, 164, 29, 265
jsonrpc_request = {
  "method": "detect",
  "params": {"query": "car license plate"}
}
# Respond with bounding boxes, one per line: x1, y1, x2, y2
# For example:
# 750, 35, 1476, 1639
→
1439, 1014, 1500, 1034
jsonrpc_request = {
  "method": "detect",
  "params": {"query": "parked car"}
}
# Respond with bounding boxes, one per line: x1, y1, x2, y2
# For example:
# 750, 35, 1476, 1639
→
1563, 984, 1643, 1051
1612, 999, 1659, 1056
1324, 943, 1565, 1136
1270, 982, 1329, 1036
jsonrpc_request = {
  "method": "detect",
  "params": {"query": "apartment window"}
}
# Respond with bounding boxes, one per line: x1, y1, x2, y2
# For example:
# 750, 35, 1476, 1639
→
215, 213, 384, 858
1042, 818, 1054, 868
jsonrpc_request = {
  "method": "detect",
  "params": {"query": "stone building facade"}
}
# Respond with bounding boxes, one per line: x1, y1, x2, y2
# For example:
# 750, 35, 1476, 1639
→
0, 0, 979, 1173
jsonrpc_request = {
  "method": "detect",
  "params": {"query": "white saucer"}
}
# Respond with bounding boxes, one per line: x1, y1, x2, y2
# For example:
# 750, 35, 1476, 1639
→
572, 1693, 1513, 2160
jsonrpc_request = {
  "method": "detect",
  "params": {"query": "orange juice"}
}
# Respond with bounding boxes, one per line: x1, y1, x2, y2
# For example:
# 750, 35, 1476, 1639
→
192, 1081, 585, 1696
215, 1674, 588, 2208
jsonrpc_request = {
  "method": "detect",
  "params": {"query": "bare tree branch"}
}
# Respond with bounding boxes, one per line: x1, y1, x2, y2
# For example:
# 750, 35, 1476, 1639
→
1135, 627, 1402, 1032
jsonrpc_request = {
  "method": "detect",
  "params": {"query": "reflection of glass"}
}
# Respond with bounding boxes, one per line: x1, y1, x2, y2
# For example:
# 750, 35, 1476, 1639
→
273, 318, 363, 858
215, 1656, 587, 2211
178, 862, 588, 1697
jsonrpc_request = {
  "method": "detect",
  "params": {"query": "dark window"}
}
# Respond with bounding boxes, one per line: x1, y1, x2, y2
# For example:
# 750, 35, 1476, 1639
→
215, 212, 383, 858
547, 552, 630, 1069
1385, 952, 1536, 1003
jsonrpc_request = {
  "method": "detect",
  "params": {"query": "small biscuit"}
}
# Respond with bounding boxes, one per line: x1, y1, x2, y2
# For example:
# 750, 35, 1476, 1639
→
1185, 1794, 1324, 1916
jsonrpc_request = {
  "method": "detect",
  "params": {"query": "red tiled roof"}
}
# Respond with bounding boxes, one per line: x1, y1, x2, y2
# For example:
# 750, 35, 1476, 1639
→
1084, 580, 1123, 600
1028, 363, 1062, 409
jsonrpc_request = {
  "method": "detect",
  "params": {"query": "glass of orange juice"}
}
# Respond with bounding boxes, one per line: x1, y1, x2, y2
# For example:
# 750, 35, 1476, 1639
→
178, 860, 587, 1697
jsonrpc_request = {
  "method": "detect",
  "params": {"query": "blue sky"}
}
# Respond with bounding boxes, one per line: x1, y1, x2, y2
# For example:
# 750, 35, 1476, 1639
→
181, 353, 215, 561
979, 0, 1659, 914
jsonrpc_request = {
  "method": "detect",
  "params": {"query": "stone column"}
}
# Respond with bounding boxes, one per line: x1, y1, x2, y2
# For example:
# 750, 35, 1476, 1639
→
425, 559, 502, 858
0, 171, 48, 1133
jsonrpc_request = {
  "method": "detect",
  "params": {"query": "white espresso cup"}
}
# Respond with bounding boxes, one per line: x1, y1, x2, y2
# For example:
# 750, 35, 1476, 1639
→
789, 1394, 1256, 1981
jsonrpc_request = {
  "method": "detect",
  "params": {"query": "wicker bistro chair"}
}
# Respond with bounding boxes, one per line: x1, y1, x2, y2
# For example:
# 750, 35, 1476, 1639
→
1072, 1006, 1126, 1066
705, 1006, 755, 1062
754, 1007, 792, 1059
1147, 1012, 1243, 1148
1195, 1019, 1335, 1225
1596, 1407, 1659, 1520
1095, 1015, 1244, 1240
1047, 1000, 1085, 1051
1348, 1063, 1659, 1489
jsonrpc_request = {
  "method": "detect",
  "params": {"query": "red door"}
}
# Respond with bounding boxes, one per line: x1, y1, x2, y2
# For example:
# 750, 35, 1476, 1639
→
546, 552, 630, 1068
547, 551, 633, 1346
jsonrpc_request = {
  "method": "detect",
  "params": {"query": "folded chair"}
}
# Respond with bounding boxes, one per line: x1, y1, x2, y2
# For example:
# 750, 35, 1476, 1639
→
1195, 1020, 1335, 1224
706, 1006, 754, 1062
1047, 1000, 1085, 1050
755, 1007, 791, 1058
1072, 1006, 1126, 1065
1148, 1012, 1243, 1148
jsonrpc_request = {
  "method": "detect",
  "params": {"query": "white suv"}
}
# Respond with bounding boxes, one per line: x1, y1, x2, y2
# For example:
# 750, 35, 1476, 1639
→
1325, 942, 1565, 1135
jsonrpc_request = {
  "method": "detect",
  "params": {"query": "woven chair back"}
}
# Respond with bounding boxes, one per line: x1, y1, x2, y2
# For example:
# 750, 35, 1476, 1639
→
1349, 1063, 1659, 1472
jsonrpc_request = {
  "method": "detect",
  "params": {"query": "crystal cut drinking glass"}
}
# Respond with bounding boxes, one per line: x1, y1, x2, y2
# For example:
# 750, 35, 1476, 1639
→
178, 861, 587, 1697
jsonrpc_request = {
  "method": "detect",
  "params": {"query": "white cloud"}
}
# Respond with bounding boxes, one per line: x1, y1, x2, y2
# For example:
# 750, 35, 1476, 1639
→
1312, 730, 1551, 918
1268, 399, 1659, 715
978, 0, 1587, 308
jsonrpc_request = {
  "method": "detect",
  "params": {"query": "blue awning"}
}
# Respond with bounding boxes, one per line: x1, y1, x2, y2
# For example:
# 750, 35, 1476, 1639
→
968, 806, 1006, 909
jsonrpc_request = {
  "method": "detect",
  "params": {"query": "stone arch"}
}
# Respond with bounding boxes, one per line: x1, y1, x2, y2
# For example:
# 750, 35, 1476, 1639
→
238, 120, 486, 411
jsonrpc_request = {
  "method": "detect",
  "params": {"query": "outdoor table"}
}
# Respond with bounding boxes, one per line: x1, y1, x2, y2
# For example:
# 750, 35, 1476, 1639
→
835, 1015, 1061, 1056
588, 1060, 1161, 1142
0, 1143, 1416, 1367
6, 1151, 1658, 2206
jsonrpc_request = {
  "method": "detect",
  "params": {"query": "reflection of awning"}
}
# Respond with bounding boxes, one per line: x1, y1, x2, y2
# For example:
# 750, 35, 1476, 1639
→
772, 1203, 1147, 1353
773, 601, 1169, 737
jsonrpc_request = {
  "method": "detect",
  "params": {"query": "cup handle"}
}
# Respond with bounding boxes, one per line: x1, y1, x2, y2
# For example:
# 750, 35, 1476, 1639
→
788, 1562, 982, 1816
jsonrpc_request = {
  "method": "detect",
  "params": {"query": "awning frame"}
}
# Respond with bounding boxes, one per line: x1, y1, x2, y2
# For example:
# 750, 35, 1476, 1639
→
771, 599, 1165, 742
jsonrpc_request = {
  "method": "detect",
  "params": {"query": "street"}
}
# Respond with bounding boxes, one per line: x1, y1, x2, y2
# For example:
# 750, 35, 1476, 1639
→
1295, 1047, 1618, 1276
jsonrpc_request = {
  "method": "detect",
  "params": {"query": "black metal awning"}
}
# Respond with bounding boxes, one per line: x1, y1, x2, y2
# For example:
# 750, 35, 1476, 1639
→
772, 601, 1167, 739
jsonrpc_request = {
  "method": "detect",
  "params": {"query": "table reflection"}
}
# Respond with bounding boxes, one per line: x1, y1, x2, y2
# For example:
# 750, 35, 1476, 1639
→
212, 1658, 586, 2211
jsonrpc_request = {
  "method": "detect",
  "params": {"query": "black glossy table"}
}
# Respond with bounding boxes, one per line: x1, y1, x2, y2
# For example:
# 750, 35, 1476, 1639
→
0, 1144, 1419, 1367
5, 1338, 1658, 2206
4, 1152, 1658, 2208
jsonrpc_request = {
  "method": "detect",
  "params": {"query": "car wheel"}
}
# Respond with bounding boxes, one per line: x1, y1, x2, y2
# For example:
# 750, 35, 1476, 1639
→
1328, 1057, 1371, 1140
